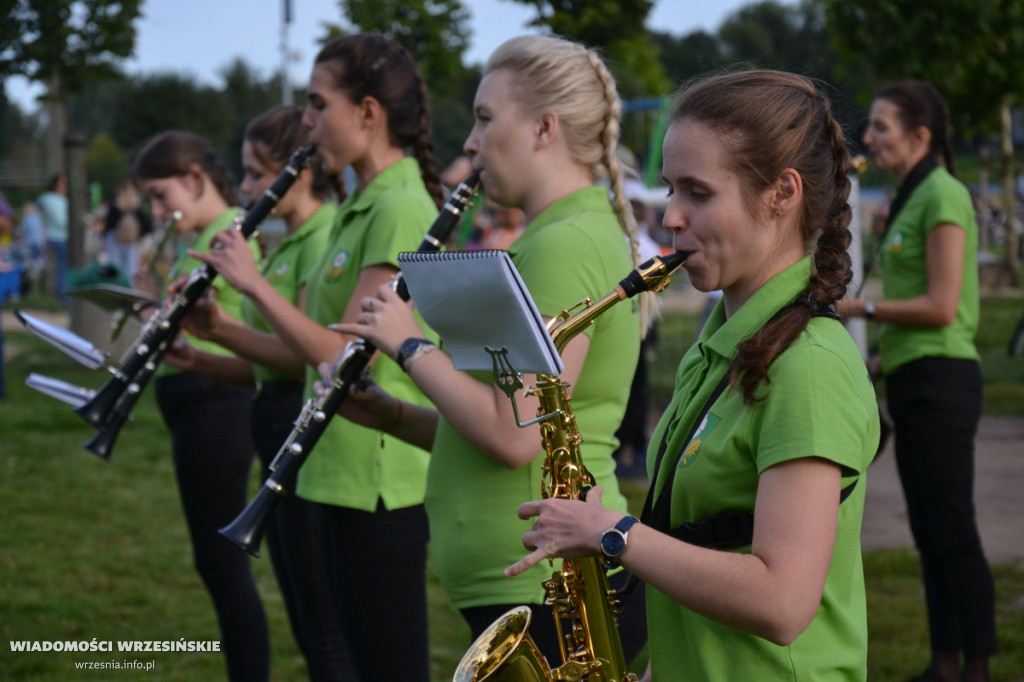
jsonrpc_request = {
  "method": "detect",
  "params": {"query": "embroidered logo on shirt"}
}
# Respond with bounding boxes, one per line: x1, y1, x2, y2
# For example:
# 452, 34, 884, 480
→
324, 250, 349, 283
266, 261, 290, 284
886, 232, 903, 254
679, 413, 721, 468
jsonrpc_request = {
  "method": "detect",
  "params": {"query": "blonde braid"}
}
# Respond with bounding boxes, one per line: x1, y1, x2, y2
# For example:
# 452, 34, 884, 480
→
585, 49, 656, 337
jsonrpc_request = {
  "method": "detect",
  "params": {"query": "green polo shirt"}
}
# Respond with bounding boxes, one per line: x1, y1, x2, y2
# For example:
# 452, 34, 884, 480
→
879, 166, 980, 375
241, 203, 335, 383
157, 208, 261, 377
426, 185, 640, 609
296, 158, 437, 512
645, 257, 877, 681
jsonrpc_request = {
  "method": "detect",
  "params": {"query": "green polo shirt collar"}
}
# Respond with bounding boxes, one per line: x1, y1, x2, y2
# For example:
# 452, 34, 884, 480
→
342, 157, 421, 215
702, 255, 813, 361
269, 203, 334, 257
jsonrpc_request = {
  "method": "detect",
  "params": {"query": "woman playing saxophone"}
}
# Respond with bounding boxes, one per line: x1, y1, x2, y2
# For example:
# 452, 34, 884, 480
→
332, 34, 649, 665
509, 71, 880, 681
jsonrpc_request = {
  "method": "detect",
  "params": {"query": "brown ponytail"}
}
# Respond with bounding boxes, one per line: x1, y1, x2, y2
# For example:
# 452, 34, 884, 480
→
670, 70, 853, 404
245, 105, 344, 202
314, 34, 444, 209
875, 80, 956, 177
132, 131, 239, 207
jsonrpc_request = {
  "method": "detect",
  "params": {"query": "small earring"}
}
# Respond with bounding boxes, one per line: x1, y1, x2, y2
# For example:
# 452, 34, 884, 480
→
773, 209, 783, 218
534, 140, 542, 150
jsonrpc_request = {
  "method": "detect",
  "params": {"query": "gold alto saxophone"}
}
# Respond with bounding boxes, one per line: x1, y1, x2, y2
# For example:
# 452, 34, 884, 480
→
454, 251, 688, 682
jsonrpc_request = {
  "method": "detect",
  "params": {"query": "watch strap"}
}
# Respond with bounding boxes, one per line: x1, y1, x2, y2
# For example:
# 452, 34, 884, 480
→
600, 515, 640, 568
396, 338, 437, 372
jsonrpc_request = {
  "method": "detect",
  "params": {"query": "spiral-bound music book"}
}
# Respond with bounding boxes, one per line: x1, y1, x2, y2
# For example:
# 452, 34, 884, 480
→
398, 250, 564, 375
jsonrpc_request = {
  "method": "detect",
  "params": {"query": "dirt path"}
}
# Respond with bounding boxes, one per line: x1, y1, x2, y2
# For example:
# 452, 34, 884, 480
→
862, 411, 1024, 566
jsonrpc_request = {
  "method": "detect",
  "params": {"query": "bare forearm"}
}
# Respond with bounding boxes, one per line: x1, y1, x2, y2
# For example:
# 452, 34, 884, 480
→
244, 276, 348, 369
406, 351, 542, 468
621, 526, 810, 644
179, 350, 255, 387
381, 400, 440, 451
209, 318, 306, 380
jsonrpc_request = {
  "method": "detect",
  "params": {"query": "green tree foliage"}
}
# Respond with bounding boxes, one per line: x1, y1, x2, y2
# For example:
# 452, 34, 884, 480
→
649, 29, 725, 86
820, 0, 1024, 273
218, 58, 286, 177
508, 0, 670, 97
106, 73, 231, 155
0, 0, 142, 177
0, 0, 141, 87
331, 0, 473, 98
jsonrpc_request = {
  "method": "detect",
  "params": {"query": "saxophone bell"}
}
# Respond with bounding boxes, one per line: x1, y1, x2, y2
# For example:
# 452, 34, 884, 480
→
454, 607, 552, 682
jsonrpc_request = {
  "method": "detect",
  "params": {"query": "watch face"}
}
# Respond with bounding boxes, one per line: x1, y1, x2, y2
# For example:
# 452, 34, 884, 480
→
602, 531, 626, 558
401, 339, 422, 354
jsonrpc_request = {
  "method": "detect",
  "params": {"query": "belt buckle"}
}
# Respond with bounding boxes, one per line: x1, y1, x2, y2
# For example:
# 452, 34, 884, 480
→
253, 379, 263, 400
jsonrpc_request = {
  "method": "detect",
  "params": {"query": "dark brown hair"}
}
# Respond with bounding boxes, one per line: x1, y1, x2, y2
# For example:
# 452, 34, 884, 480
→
315, 34, 443, 209
875, 80, 956, 176
131, 131, 239, 206
670, 70, 853, 403
245, 105, 344, 202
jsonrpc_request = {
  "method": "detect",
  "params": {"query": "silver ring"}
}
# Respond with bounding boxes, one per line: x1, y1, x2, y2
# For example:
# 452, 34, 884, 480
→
367, 299, 375, 311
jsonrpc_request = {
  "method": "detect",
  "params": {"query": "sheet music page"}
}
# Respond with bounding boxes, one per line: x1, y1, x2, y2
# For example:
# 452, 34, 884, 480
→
398, 250, 564, 375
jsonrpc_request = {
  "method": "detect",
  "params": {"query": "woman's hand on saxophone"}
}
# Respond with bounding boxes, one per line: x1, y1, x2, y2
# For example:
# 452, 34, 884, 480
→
333, 283, 425, 362
505, 485, 624, 577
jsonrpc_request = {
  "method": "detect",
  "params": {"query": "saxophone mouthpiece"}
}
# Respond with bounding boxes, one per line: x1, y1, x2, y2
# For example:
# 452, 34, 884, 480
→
619, 251, 688, 298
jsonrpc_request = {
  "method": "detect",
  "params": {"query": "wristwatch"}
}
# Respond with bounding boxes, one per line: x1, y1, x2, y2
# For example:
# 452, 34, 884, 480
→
396, 338, 438, 372
599, 515, 641, 568
864, 300, 876, 320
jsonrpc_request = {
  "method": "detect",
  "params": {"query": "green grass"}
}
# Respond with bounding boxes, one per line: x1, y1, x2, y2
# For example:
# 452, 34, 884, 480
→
1, 294, 1022, 681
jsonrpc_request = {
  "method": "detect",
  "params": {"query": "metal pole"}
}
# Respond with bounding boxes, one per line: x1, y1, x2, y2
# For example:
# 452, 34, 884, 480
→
846, 175, 868, 358
281, 0, 292, 105
64, 133, 89, 337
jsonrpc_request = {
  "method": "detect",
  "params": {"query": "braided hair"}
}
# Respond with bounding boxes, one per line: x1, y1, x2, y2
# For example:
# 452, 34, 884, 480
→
132, 131, 240, 207
314, 34, 444, 209
485, 35, 655, 335
670, 70, 853, 404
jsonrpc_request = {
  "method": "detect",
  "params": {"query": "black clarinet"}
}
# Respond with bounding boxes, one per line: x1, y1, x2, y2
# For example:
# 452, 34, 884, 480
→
77, 145, 317, 461
220, 171, 481, 556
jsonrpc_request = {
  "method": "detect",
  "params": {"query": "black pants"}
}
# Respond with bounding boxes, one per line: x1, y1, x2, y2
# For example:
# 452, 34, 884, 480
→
155, 372, 268, 682
460, 570, 648, 669
886, 357, 998, 659
251, 380, 354, 681
317, 500, 431, 682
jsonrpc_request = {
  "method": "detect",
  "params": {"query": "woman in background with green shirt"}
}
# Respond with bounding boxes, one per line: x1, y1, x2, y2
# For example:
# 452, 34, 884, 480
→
166, 105, 349, 680
133, 131, 269, 682
509, 70, 880, 681
841, 80, 997, 682
187, 34, 444, 681
335, 35, 650, 665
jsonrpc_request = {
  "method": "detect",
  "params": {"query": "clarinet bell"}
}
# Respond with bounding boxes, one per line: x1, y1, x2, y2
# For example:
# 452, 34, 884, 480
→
218, 483, 285, 557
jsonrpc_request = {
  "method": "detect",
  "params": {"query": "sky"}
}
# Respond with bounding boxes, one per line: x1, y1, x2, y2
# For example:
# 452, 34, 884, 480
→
5, 0, 772, 111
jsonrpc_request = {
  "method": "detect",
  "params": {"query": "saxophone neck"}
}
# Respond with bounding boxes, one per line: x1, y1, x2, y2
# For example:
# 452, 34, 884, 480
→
547, 252, 687, 355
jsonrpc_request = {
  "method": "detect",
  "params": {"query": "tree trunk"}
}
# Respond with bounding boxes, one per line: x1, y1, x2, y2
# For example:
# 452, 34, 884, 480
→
44, 71, 69, 177
977, 143, 990, 252
66, 134, 89, 337
999, 94, 1020, 280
